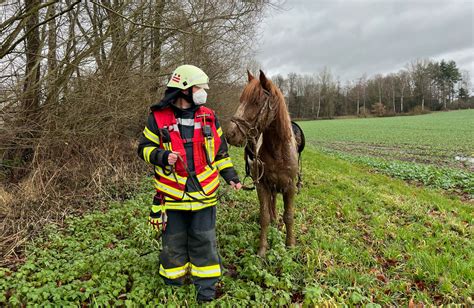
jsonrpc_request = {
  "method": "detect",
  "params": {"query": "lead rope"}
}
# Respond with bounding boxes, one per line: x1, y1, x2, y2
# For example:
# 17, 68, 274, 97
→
173, 153, 237, 202
239, 130, 265, 191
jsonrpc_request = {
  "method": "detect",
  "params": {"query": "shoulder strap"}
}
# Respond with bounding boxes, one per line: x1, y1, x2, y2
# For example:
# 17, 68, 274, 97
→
153, 107, 177, 128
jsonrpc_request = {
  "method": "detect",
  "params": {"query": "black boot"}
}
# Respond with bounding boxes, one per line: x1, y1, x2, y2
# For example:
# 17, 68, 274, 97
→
196, 289, 216, 303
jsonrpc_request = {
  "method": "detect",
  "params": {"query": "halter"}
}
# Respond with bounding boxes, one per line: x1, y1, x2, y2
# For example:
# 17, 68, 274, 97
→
230, 89, 277, 187
230, 89, 276, 136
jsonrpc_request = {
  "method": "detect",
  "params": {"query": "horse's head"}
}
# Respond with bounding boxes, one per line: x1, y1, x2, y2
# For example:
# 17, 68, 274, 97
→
226, 70, 282, 146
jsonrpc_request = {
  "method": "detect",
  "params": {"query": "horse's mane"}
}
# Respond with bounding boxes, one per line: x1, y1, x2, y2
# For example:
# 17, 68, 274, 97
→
241, 77, 293, 142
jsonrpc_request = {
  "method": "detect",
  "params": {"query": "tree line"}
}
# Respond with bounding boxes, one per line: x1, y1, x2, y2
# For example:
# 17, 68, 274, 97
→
271, 59, 472, 119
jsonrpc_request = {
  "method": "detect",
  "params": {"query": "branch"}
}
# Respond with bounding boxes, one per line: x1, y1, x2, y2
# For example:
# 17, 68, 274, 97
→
0, 0, 59, 32
0, 0, 82, 59
90, 0, 192, 35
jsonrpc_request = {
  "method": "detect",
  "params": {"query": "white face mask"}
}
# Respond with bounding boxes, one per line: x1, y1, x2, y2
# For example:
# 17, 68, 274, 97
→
193, 88, 207, 105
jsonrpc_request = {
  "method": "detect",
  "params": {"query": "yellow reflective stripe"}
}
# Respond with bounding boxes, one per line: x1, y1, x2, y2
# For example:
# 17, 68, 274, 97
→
215, 157, 233, 170
203, 136, 216, 163
184, 190, 217, 200
154, 178, 184, 199
197, 165, 217, 182
163, 200, 217, 211
202, 176, 219, 194
217, 161, 233, 170
210, 138, 215, 162
155, 166, 186, 185
162, 142, 172, 151
216, 127, 223, 137
191, 202, 216, 211
143, 146, 156, 163
143, 127, 160, 145
191, 264, 221, 278
165, 195, 217, 203
151, 205, 162, 213
162, 190, 217, 210
204, 139, 211, 162
159, 263, 189, 279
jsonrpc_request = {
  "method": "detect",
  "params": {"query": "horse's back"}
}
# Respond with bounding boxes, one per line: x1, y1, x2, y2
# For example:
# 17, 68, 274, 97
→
291, 121, 305, 154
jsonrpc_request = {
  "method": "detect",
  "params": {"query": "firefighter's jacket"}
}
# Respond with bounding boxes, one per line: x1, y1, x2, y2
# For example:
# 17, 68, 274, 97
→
138, 103, 239, 210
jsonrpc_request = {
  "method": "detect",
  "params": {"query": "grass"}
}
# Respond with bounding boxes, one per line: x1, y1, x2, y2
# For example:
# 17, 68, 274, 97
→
1, 147, 472, 306
297, 110, 474, 198
298, 110, 474, 169
322, 150, 473, 198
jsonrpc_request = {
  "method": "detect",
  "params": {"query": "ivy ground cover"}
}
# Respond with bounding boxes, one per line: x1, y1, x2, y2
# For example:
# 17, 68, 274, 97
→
1, 148, 472, 306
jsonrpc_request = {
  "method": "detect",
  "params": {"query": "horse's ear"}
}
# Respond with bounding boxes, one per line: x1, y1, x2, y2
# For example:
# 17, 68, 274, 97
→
259, 70, 271, 91
247, 70, 254, 82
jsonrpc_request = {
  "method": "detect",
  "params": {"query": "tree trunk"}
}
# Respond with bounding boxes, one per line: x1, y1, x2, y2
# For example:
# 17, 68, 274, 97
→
400, 94, 404, 113
357, 100, 360, 115
420, 82, 424, 111
106, 0, 129, 75
378, 84, 382, 104
5, 0, 42, 180
316, 90, 321, 119
45, 2, 58, 106
23, 0, 42, 118
151, 0, 165, 73
362, 86, 366, 115
400, 81, 406, 113
392, 88, 395, 113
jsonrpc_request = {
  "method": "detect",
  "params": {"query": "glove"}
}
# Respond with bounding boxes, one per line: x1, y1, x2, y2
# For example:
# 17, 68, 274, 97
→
148, 205, 167, 232
148, 205, 162, 231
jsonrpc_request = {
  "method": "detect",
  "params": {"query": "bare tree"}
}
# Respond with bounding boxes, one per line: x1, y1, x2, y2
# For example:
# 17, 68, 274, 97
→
374, 74, 384, 105
410, 59, 431, 111
387, 74, 397, 113
398, 70, 410, 113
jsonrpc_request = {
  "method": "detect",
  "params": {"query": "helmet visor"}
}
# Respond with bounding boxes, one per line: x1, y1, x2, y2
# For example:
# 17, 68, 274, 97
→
195, 83, 209, 89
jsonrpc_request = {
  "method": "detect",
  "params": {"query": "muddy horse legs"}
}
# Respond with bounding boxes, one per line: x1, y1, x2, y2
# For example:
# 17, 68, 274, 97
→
257, 184, 295, 256
269, 192, 277, 223
256, 184, 271, 257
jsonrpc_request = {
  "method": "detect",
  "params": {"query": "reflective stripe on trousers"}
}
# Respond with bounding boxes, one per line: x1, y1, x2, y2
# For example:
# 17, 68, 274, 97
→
159, 263, 221, 279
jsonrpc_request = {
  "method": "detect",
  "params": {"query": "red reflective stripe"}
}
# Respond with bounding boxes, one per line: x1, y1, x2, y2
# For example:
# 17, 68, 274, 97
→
199, 170, 218, 186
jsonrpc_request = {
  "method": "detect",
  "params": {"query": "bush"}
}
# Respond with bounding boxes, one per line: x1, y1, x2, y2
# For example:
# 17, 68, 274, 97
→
409, 105, 431, 115
371, 102, 386, 117
0, 72, 154, 266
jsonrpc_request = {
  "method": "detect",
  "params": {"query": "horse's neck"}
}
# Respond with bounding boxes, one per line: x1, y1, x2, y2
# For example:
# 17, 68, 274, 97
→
262, 109, 292, 153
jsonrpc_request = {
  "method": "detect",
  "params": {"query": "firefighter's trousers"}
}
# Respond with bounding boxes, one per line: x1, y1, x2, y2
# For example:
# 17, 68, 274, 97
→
159, 206, 221, 299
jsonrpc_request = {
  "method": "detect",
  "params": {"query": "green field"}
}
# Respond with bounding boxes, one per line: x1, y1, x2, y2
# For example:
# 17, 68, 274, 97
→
1, 147, 472, 306
298, 110, 474, 197
298, 110, 474, 169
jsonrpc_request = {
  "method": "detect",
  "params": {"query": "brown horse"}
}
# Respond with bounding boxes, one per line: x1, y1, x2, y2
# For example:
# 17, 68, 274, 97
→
226, 70, 302, 257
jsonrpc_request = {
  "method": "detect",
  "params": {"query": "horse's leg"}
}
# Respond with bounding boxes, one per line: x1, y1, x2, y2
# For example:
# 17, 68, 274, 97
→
269, 192, 277, 224
256, 184, 271, 257
283, 188, 296, 247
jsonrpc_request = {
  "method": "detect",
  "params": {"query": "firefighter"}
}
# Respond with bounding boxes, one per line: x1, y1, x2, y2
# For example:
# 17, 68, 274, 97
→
137, 64, 242, 302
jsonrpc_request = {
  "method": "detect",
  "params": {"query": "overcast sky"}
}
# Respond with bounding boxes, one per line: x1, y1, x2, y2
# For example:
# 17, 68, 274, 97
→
255, 0, 474, 86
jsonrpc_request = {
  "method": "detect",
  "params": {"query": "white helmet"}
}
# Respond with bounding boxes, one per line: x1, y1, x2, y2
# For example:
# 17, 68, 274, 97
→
167, 65, 209, 90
